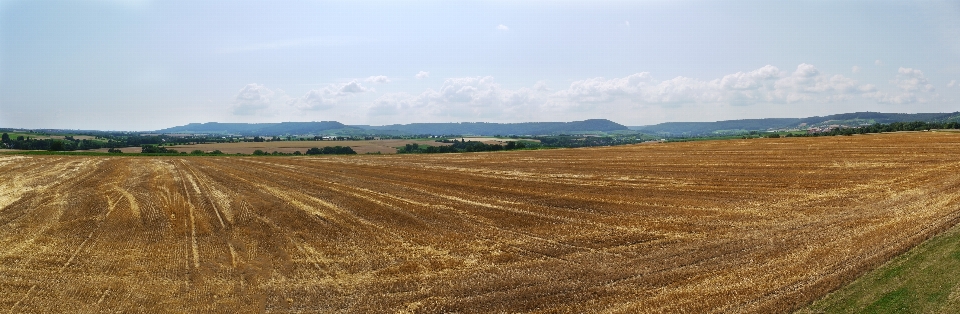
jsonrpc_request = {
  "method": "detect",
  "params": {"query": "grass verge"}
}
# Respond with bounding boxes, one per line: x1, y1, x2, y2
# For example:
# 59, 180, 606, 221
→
802, 220, 960, 313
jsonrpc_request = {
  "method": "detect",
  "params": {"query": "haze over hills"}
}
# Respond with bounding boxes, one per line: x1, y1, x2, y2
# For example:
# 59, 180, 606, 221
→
632, 112, 960, 136
351, 119, 627, 135
153, 121, 350, 136
154, 119, 628, 136
148, 112, 960, 137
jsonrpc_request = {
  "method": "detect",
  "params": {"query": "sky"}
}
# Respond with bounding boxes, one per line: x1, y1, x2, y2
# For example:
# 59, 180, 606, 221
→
1, 0, 959, 131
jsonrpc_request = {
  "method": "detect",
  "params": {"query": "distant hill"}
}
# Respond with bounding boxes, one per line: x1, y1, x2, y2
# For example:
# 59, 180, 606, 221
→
631, 112, 960, 136
353, 119, 628, 135
155, 121, 349, 136
154, 119, 628, 136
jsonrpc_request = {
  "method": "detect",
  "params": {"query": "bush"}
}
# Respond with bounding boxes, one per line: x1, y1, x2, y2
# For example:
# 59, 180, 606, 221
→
107, 148, 123, 154
190, 150, 205, 155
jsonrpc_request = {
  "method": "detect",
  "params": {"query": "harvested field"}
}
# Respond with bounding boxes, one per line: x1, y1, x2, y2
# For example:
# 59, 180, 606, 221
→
460, 137, 540, 144
161, 139, 450, 154
1, 132, 960, 312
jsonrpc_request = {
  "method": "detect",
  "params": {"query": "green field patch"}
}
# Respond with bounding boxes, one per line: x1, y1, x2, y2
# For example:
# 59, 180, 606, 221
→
804, 221, 960, 313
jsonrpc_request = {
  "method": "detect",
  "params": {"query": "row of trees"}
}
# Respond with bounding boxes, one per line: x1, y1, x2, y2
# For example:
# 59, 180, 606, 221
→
535, 135, 637, 148
141, 145, 225, 155
305, 146, 357, 155
250, 146, 357, 156
398, 140, 532, 154
1, 134, 106, 151
757, 121, 960, 139
817, 121, 960, 136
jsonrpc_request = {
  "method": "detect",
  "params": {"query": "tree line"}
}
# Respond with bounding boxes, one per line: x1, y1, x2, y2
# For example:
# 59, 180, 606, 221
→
398, 139, 534, 154
534, 135, 639, 148
249, 146, 357, 155
139, 144, 356, 155
0, 134, 106, 151
764, 121, 960, 138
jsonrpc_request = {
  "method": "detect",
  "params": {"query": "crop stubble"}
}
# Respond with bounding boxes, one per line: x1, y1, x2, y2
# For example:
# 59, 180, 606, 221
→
1, 132, 959, 312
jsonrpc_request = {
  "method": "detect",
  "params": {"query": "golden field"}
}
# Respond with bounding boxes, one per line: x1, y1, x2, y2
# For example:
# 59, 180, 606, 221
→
86, 139, 451, 155
1, 132, 959, 312
165, 139, 451, 155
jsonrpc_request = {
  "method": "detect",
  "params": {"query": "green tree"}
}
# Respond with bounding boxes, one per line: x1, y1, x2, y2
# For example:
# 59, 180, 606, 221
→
1, 133, 9, 143
49, 140, 64, 151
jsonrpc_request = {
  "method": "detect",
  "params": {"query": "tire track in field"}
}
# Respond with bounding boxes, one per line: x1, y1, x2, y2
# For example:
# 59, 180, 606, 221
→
231, 159, 622, 262
0, 157, 73, 212
4, 158, 119, 313
232, 155, 928, 311
176, 160, 246, 275
207, 160, 410, 250
194, 158, 446, 280
169, 160, 201, 270
0, 159, 108, 256
55, 178, 139, 278
179, 161, 227, 228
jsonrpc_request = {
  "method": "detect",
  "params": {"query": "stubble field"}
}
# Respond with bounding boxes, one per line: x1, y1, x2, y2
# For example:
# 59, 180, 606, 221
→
162, 139, 451, 154
1, 132, 959, 312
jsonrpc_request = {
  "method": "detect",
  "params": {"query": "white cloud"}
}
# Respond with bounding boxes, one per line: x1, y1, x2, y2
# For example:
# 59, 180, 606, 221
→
552, 63, 871, 107
233, 83, 284, 116
861, 67, 938, 104
716, 65, 780, 90
852, 66, 861, 74
622, 21, 630, 27
768, 64, 866, 103
338, 80, 371, 94
365, 75, 390, 84
949, 80, 957, 88
894, 67, 934, 92
859, 84, 877, 92
497, 24, 509, 31
234, 63, 938, 123
370, 76, 544, 120
294, 89, 338, 111
875, 60, 883, 66
293, 80, 372, 111
533, 81, 550, 92
230, 81, 374, 114
415, 71, 430, 79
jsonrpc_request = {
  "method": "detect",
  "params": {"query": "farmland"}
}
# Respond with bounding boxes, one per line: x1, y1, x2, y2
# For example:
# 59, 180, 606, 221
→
1, 132, 960, 312
159, 139, 451, 154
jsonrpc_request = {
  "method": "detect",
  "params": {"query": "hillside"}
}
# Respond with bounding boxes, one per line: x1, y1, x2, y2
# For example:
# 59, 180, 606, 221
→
632, 112, 960, 136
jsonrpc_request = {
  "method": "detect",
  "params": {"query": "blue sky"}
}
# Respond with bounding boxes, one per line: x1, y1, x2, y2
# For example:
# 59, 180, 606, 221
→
2, 0, 959, 130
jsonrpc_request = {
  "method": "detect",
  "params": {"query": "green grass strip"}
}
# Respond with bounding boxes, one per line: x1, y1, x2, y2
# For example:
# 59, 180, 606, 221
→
803, 221, 960, 313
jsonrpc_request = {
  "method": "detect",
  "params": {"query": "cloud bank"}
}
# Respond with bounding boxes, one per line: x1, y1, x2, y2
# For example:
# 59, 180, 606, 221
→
231, 64, 943, 123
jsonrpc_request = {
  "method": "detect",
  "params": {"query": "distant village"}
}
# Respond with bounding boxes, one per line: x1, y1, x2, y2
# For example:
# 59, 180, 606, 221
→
765, 122, 875, 134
